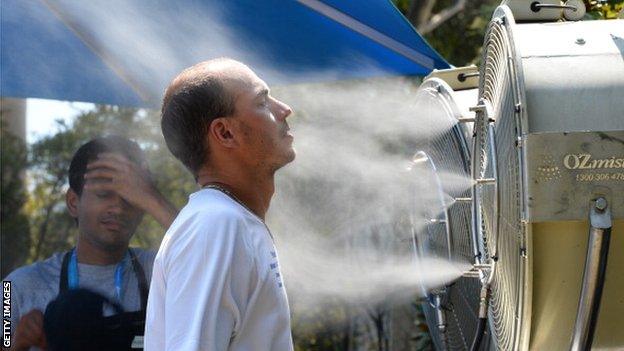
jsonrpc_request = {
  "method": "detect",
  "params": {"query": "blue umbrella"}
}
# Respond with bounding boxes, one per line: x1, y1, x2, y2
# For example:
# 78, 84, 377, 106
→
1, 0, 449, 108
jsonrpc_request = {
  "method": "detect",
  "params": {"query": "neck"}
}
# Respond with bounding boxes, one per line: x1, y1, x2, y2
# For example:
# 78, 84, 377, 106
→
75, 237, 126, 265
197, 167, 275, 220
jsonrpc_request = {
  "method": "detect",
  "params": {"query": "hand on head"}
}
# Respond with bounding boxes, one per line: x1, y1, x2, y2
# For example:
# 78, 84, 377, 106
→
83, 152, 155, 211
83, 152, 177, 228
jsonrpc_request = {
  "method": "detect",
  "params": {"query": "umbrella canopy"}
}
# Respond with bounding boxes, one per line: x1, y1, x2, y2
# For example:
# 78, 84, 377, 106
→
1, 0, 449, 108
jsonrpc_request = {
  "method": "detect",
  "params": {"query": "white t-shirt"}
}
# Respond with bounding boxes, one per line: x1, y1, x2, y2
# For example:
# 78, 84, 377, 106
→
144, 188, 293, 351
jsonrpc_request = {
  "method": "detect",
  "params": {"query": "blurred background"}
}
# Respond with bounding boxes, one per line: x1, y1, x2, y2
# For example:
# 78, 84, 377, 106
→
2, 1, 622, 350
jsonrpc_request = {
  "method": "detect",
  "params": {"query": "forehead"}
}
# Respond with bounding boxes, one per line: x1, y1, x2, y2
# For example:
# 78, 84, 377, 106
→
79, 149, 144, 176
222, 65, 268, 98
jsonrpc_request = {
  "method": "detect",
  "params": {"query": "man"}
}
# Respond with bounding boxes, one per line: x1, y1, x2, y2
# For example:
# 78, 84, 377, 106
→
4, 136, 177, 351
144, 58, 295, 350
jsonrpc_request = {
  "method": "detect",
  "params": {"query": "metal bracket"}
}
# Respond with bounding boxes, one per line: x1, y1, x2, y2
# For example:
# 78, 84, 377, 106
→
469, 104, 486, 113
476, 178, 496, 185
458, 117, 476, 123
530, 1, 577, 12
462, 263, 493, 279
458, 72, 479, 82
429, 293, 449, 349
469, 104, 496, 123
590, 197, 612, 229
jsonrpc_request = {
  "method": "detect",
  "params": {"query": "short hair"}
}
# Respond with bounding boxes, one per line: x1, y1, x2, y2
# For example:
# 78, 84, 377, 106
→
161, 58, 237, 175
68, 136, 145, 196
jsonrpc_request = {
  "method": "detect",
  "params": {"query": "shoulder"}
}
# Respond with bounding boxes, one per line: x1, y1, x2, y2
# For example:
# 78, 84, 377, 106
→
4, 252, 65, 287
173, 189, 254, 235
129, 247, 157, 281
3, 254, 63, 325
157, 191, 257, 263
3, 252, 65, 313
129, 247, 157, 267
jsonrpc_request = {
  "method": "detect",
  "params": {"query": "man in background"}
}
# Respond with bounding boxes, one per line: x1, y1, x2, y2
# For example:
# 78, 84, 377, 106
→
145, 58, 295, 350
4, 135, 177, 350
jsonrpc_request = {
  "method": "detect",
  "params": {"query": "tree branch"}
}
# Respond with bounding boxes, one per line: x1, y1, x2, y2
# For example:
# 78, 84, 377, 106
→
407, 0, 437, 28
418, 0, 467, 35
33, 177, 64, 260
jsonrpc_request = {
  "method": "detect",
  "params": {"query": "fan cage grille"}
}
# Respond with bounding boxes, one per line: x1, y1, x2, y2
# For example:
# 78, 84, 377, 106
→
411, 85, 486, 350
476, 15, 525, 351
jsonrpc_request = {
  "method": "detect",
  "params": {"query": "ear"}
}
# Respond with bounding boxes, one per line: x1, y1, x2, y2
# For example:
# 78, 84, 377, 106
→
209, 117, 238, 148
66, 188, 80, 219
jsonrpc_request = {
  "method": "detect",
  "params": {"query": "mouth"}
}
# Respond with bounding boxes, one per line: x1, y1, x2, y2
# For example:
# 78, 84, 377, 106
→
283, 127, 293, 139
100, 219, 126, 232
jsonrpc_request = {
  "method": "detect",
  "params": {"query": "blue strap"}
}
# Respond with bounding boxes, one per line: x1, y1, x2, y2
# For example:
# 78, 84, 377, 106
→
68, 248, 126, 302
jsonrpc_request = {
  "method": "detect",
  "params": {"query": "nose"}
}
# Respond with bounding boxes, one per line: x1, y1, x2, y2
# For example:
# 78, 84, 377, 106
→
107, 194, 129, 215
272, 98, 292, 121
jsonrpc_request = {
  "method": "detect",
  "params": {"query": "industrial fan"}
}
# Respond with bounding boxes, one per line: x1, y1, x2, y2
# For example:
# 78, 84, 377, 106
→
412, 1, 624, 350
408, 66, 490, 350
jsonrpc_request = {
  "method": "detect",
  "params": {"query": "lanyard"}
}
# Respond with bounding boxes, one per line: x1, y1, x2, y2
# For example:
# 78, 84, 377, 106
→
68, 249, 127, 303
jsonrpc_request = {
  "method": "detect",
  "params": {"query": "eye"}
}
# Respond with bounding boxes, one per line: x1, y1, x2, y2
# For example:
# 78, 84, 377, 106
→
96, 191, 112, 199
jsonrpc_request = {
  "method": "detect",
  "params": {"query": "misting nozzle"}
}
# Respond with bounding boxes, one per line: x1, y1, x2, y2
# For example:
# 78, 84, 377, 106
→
478, 284, 490, 318
466, 262, 494, 351
462, 263, 492, 279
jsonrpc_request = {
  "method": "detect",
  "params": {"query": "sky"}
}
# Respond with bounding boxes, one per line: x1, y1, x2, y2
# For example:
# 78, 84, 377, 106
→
26, 98, 94, 143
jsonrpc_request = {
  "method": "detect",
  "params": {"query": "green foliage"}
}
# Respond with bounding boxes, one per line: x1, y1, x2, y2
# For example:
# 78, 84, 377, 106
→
585, 0, 624, 19
425, 0, 499, 66
1, 120, 31, 278
393, 0, 624, 66
394, 0, 500, 66
292, 300, 350, 351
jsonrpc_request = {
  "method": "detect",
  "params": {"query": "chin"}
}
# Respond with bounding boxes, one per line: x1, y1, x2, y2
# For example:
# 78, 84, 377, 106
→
281, 148, 296, 166
286, 147, 296, 162
270, 149, 296, 172
102, 238, 131, 251
97, 232, 132, 251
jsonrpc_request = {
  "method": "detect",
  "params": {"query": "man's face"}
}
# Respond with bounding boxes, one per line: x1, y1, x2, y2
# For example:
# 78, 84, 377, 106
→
67, 166, 144, 252
227, 66, 295, 171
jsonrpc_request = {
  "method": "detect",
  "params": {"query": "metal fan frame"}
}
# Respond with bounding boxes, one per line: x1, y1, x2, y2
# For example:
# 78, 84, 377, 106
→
470, 99, 499, 267
411, 78, 481, 350
410, 149, 454, 349
474, 5, 532, 350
